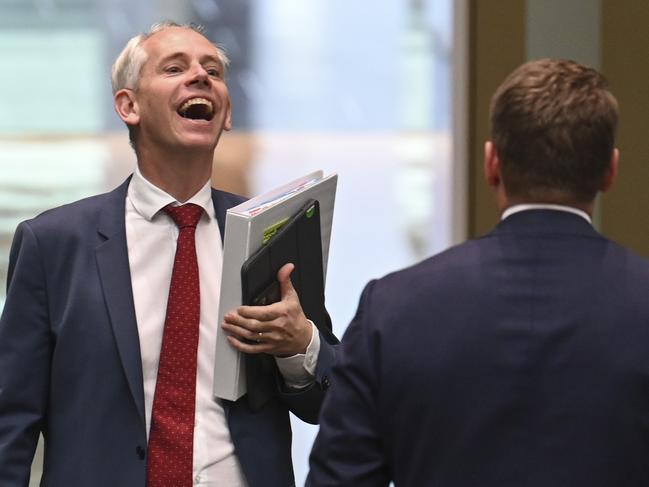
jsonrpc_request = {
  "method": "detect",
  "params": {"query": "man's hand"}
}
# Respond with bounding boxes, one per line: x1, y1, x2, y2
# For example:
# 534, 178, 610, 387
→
222, 263, 313, 356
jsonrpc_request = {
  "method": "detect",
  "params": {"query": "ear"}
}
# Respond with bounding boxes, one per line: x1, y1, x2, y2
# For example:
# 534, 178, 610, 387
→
223, 97, 232, 131
600, 148, 619, 193
484, 140, 502, 188
114, 89, 140, 126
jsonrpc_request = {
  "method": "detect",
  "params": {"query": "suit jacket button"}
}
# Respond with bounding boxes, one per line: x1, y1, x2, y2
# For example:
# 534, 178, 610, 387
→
136, 446, 145, 460
322, 376, 331, 389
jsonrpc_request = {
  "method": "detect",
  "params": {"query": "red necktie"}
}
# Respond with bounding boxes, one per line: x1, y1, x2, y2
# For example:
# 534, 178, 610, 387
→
147, 203, 204, 487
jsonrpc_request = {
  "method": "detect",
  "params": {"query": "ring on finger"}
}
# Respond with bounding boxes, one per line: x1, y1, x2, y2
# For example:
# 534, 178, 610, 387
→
256, 331, 263, 343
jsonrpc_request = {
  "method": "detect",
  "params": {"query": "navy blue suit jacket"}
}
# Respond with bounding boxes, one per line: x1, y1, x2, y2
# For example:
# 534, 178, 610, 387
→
308, 210, 649, 487
0, 178, 337, 487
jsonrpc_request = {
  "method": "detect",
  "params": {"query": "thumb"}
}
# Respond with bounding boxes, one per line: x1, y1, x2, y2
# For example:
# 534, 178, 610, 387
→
277, 263, 296, 299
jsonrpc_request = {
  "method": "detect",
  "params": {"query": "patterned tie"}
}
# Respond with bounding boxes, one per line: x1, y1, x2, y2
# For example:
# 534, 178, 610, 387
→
147, 203, 204, 487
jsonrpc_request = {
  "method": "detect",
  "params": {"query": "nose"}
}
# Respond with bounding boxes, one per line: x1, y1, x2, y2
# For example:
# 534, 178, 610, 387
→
187, 63, 209, 86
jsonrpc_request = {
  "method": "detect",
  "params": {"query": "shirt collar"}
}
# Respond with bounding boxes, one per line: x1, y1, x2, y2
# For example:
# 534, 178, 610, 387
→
501, 203, 592, 224
128, 166, 215, 221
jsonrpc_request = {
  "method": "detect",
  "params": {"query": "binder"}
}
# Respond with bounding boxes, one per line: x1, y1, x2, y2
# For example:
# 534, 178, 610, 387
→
213, 171, 337, 401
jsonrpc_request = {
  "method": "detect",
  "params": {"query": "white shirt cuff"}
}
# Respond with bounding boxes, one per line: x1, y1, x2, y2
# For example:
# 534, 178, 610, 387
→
274, 320, 320, 389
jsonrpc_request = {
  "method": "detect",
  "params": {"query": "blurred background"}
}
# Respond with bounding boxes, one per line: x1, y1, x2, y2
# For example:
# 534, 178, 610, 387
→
3, 0, 649, 485
0, 0, 456, 484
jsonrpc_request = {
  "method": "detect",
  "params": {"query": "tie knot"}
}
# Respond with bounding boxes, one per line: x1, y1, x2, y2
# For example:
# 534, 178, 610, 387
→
163, 203, 204, 229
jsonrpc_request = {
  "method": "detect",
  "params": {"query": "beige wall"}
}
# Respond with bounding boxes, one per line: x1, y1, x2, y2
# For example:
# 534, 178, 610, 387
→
601, 1, 649, 255
466, 1, 649, 256
467, 0, 526, 237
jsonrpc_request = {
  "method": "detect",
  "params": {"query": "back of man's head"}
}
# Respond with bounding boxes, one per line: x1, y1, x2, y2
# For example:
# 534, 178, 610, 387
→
490, 58, 618, 204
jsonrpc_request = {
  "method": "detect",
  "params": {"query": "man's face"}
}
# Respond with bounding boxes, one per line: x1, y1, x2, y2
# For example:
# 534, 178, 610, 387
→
128, 27, 232, 152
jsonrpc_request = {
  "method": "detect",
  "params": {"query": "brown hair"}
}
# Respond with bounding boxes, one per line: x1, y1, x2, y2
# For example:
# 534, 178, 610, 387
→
490, 58, 618, 203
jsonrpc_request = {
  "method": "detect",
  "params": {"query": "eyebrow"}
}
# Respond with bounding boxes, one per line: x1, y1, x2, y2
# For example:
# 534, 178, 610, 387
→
158, 52, 224, 68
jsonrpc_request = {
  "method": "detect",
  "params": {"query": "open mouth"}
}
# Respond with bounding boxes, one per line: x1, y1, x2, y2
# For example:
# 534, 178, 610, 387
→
177, 97, 214, 121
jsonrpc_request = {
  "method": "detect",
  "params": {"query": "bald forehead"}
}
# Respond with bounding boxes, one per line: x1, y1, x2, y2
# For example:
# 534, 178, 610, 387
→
139, 27, 225, 73
141, 26, 218, 56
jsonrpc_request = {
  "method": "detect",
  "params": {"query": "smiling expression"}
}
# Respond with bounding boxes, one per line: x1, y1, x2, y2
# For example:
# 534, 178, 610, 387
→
118, 27, 232, 154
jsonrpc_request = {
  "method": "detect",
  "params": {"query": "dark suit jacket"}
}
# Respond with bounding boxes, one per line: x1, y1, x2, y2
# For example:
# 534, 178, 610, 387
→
0, 178, 337, 487
308, 209, 649, 487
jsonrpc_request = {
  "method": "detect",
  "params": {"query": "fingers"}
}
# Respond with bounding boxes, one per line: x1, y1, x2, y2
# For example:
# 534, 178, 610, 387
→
234, 263, 297, 321
223, 322, 295, 356
236, 294, 296, 321
235, 303, 283, 321
222, 316, 280, 355
222, 307, 308, 356
277, 262, 295, 284
222, 319, 266, 343
277, 263, 297, 299
226, 335, 273, 355
222, 263, 309, 356
222, 312, 281, 346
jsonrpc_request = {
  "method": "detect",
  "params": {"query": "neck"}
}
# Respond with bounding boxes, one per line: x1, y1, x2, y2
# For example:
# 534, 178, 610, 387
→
136, 146, 214, 202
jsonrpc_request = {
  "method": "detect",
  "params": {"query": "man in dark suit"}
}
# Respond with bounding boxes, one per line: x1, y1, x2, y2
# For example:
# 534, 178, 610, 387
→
308, 58, 649, 486
0, 22, 336, 487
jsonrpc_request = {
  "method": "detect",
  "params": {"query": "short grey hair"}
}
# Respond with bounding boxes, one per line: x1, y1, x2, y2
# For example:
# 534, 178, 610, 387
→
111, 21, 230, 94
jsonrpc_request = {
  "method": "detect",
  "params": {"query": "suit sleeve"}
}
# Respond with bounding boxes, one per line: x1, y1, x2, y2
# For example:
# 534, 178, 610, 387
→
277, 310, 339, 424
0, 222, 51, 485
306, 280, 391, 487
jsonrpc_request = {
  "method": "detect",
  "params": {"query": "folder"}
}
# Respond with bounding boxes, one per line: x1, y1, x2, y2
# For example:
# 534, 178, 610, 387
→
213, 171, 337, 401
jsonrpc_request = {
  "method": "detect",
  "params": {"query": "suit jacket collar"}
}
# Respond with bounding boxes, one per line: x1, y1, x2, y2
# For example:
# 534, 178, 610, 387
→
502, 203, 591, 224
490, 209, 602, 239
211, 187, 229, 242
96, 177, 232, 243
97, 177, 131, 239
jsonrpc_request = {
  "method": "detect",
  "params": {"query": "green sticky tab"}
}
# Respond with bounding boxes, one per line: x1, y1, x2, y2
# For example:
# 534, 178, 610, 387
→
262, 217, 289, 244
306, 205, 316, 218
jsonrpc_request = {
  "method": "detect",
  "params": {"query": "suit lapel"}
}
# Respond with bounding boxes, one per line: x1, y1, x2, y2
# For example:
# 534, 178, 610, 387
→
95, 177, 146, 425
211, 188, 229, 243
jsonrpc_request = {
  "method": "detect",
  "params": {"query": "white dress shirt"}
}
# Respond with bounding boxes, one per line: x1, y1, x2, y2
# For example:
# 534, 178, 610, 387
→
501, 203, 592, 224
125, 168, 320, 486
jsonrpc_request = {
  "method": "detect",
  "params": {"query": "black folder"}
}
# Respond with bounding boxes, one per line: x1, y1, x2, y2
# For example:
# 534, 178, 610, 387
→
240, 199, 327, 331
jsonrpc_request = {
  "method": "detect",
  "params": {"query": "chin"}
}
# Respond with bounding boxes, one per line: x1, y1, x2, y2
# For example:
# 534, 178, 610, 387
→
178, 133, 220, 150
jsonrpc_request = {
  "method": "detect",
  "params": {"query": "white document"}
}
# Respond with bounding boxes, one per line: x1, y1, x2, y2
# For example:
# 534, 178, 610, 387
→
213, 170, 338, 401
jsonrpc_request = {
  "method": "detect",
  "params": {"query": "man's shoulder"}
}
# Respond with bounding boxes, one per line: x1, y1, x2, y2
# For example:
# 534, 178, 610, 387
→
22, 181, 128, 237
368, 239, 480, 298
30, 193, 109, 222
375, 230, 649, 295
603, 237, 649, 278
390, 239, 481, 279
